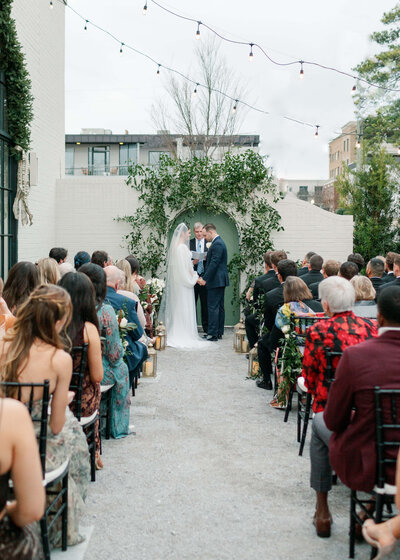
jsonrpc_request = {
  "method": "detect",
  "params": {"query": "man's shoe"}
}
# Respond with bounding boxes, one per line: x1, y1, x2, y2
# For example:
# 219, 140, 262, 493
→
218, 334, 222, 340
206, 335, 218, 341
202, 334, 208, 339
256, 379, 273, 390
313, 513, 331, 538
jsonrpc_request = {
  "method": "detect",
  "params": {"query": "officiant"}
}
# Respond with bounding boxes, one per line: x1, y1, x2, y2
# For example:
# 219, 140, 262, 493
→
190, 222, 208, 334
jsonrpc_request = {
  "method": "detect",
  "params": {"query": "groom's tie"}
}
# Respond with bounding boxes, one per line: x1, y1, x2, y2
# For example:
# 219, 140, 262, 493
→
197, 240, 203, 275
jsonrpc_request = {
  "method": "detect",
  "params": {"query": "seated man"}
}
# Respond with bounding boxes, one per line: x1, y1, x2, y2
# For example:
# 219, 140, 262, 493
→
339, 260, 359, 281
347, 252, 365, 273
309, 259, 339, 299
310, 286, 400, 541
92, 250, 112, 268
366, 257, 385, 300
49, 247, 68, 264
298, 251, 316, 276
104, 266, 148, 386
382, 255, 400, 289
383, 251, 399, 283
302, 276, 377, 538
299, 254, 324, 287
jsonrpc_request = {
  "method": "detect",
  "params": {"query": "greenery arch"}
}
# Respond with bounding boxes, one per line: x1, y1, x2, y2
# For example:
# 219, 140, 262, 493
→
119, 150, 283, 296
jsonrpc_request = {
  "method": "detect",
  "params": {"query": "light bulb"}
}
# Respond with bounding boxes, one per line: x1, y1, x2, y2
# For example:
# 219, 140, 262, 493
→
232, 101, 238, 114
314, 125, 320, 138
196, 22, 201, 40
49, 0, 53, 8
156, 65, 161, 75
143, 3, 147, 15
120, 43, 124, 56
299, 61, 304, 80
84, 20, 88, 31
356, 138, 361, 149
351, 84, 356, 93
249, 44, 254, 62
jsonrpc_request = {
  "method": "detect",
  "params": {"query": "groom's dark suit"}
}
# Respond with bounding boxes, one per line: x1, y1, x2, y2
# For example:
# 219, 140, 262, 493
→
202, 235, 229, 338
190, 236, 208, 333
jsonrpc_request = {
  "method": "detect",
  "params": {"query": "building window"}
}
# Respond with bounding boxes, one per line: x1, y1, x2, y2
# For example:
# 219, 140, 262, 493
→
88, 145, 110, 175
119, 143, 138, 175
65, 145, 74, 175
343, 140, 346, 152
347, 138, 349, 152
0, 71, 18, 278
298, 185, 309, 201
148, 151, 171, 165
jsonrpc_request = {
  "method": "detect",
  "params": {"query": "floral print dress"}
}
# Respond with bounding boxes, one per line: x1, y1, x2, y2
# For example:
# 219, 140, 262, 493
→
97, 303, 131, 438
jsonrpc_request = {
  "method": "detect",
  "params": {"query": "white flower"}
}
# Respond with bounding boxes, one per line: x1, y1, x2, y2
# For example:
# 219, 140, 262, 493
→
123, 340, 129, 349
281, 324, 290, 334
284, 333, 290, 339
120, 318, 128, 328
206, 242, 212, 249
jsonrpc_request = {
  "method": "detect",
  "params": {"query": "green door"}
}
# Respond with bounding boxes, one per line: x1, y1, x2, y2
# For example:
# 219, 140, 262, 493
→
170, 207, 240, 326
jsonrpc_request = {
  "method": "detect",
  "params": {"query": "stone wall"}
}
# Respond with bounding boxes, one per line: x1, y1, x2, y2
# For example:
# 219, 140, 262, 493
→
12, 0, 65, 262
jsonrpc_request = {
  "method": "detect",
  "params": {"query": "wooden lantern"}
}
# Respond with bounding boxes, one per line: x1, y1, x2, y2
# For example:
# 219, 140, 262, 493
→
142, 343, 157, 377
234, 320, 248, 353
233, 318, 243, 349
248, 344, 260, 377
154, 321, 166, 351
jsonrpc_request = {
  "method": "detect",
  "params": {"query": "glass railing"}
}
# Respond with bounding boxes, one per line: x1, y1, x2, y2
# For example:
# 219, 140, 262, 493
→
65, 165, 131, 176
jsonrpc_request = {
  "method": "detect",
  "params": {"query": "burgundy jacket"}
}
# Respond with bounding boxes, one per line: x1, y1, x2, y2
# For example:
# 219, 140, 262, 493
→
324, 330, 400, 492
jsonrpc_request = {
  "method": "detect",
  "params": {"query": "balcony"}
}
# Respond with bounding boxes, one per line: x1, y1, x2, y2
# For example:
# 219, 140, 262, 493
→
65, 165, 131, 176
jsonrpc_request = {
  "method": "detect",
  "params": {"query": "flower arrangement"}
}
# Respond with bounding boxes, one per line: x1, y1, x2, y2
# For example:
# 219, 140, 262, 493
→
142, 277, 165, 315
117, 307, 137, 361
275, 317, 304, 405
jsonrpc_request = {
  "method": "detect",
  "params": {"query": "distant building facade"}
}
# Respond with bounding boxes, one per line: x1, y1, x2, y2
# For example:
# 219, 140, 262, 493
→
277, 178, 328, 206
328, 121, 357, 180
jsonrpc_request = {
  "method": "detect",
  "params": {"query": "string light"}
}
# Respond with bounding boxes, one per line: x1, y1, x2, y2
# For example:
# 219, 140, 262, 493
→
314, 125, 320, 138
249, 43, 254, 63
195, 21, 201, 40
356, 135, 361, 149
120, 42, 124, 56
156, 64, 161, 75
143, 2, 148, 15
299, 61, 304, 80
351, 83, 356, 93
84, 20, 88, 31
193, 83, 198, 96
49, 0, 53, 8
232, 100, 238, 114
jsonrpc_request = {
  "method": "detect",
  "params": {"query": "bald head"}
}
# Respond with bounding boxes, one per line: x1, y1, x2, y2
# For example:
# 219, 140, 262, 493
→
104, 265, 123, 289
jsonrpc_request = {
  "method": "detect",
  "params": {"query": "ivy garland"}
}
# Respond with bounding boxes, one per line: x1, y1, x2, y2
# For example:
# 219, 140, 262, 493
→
119, 150, 283, 297
0, 0, 34, 152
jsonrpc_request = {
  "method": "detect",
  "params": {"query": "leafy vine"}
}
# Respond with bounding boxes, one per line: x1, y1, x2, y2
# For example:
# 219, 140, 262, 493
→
118, 150, 283, 295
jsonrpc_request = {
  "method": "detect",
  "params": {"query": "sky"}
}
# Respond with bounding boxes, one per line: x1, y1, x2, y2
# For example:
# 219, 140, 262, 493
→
65, 0, 395, 179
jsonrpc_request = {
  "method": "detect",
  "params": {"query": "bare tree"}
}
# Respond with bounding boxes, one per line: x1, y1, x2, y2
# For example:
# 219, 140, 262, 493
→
152, 37, 247, 158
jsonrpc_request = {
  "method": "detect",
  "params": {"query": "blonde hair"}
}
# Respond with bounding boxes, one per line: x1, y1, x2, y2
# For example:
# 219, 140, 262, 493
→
37, 257, 60, 285
350, 276, 376, 302
116, 260, 135, 292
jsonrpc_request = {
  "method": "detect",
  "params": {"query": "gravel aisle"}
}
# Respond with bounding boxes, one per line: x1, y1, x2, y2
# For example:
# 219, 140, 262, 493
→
81, 332, 373, 560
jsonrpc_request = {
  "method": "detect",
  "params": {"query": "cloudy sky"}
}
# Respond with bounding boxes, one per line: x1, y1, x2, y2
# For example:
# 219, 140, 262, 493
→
65, 0, 395, 179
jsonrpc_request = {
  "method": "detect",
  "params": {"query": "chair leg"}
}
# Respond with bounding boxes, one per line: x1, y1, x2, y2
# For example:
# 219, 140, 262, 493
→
284, 385, 294, 423
297, 393, 302, 443
299, 395, 312, 456
87, 426, 96, 482
349, 490, 356, 559
106, 393, 112, 440
61, 473, 68, 551
40, 515, 51, 560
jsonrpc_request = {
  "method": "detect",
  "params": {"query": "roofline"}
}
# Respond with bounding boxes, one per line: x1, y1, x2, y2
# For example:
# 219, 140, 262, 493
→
65, 133, 260, 147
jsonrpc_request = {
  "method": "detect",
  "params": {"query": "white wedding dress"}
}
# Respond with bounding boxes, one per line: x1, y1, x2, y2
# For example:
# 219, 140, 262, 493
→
159, 223, 212, 349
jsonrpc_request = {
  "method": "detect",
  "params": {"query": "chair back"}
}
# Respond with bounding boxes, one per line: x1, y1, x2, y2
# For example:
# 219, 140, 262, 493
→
69, 344, 89, 421
374, 387, 400, 489
324, 349, 343, 388
0, 380, 50, 475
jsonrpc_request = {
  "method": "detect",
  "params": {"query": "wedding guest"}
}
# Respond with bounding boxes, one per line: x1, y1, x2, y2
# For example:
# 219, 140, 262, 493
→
382, 255, 400, 289
299, 254, 324, 287
298, 251, 316, 276
309, 259, 340, 299
37, 257, 61, 285
301, 276, 377, 538
383, 251, 399, 283
125, 256, 141, 295
59, 262, 76, 278
91, 250, 111, 268
80, 263, 131, 439
104, 266, 147, 387
74, 251, 91, 271
58, 272, 103, 468
347, 252, 365, 273
366, 258, 385, 299
339, 261, 359, 281
49, 247, 68, 264
0, 285, 90, 547
3, 261, 39, 314
190, 222, 208, 334
115, 260, 146, 328
351, 276, 377, 318
137, 275, 154, 337
0, 398, 45, 558
318, 286, 400, 541
0, 278, 14, 336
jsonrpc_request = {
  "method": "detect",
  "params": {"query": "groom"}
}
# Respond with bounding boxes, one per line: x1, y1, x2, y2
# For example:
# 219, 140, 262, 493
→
198, 223, 229, 341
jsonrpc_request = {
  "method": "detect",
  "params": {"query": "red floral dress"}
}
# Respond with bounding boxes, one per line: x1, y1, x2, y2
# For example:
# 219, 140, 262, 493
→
302, 311, 377, 412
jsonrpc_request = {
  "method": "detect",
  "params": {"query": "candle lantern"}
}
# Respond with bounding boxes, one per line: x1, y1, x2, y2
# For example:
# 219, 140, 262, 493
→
154, 321, 166, 351
235, 320, 248, 354
248, 344, 260, 377
142, 343, 157, 377
233, 318, 243, 349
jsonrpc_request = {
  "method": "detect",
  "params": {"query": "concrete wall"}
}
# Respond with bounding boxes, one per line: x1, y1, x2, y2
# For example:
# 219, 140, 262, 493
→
55, 180, 353, 269
12, 0, 65, 262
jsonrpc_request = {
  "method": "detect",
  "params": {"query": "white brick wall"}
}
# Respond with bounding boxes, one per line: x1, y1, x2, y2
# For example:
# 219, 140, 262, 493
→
12, 0, 65, 262
55, 179, 353, 267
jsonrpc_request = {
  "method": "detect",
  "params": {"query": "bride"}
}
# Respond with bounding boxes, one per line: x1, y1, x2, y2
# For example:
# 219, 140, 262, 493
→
159, 223, 211, 349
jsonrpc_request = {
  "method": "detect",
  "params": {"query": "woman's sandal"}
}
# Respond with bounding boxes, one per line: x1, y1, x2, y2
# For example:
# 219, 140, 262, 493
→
270, 399, 286, 410
95, 452, 104, 470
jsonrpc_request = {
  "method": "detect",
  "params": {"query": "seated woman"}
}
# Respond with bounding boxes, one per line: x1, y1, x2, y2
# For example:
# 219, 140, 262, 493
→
269, 276, 323, 408
74, 251, 91, 271
116, 259, 146, 328
80, 263, 131, 438
0, 398, 45, 559
363, 449, 400, 557
0, 285, 90, 547
3, 261, 39, 314
125, 255, 141, 295
37, 257, 61, 285
351, 275, 377, 319
58, 272, 104, 468
0, 277, 14, 337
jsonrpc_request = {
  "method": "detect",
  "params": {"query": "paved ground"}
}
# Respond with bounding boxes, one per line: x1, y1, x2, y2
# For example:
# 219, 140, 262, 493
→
60, 331, 385, 560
